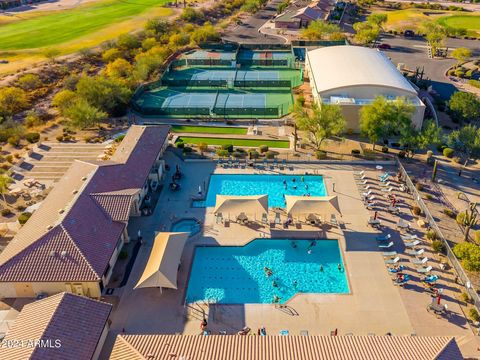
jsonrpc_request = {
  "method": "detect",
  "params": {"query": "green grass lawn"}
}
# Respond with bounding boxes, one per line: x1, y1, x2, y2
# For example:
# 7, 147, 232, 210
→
0, 0, 168, 50
176, 136, 290, 148
438, 15, 480, 31
170, 125, 248, 135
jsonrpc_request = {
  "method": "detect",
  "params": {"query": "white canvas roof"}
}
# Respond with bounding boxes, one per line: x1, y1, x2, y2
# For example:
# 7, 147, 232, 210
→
214, 195, 268, 217
285, 195, 341, 217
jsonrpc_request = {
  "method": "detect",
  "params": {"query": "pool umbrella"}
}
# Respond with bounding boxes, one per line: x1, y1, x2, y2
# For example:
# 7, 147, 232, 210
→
285, 195, 341, 219
134, 232, 189, 293
214, 195, 268, 220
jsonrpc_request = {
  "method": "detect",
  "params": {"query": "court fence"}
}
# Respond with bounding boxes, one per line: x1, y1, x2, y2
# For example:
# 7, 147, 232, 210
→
396, 157, 480, 315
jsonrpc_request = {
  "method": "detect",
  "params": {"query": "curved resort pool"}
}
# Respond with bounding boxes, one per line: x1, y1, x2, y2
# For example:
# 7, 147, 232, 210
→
205, 174, 326, 208
186, 239, 349, 304
171, 219, 201, 236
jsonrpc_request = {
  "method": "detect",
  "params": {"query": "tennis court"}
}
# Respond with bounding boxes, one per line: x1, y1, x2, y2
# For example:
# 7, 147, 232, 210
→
182, 49, 236, 66
237, 50, 294, 67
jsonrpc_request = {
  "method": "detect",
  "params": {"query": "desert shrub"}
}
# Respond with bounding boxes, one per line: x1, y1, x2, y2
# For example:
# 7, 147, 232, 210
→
315, 150, 327, 159
432, 240, 444, 253
176, 142, 185, 149
5, 155, 13, 163
415, 182, 424, 191
25, 132, 40, 143
443, 208, 457, 219
216, 149, 230, 157
469, 308, 480, 322
231, 151, 243, 158
412, 205, 421, 216
16, 205, 26, 211
443, 147, 454, 158
114, 135, 125, 143
259, 145, 269, 153
426, 230, 437, 240
465, 69, 474, 78
1, 208, 11, 216
221, 144, 233, 152
456, 211, 466, 225
461, 292, 470, 304
381, 146, 389, 153
18, 212, 32, 225
248, 150, 260, 159
475, 231, 480, 244
182, 146, 193, 153
265, 151, 276, 159
198, 142, 208, 153
398, 150, 406, 158
7, 135, 20, 147
453, 242, 480, 272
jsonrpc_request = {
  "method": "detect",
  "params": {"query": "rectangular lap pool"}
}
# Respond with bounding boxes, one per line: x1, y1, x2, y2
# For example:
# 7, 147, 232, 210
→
205, 174, 326, 208
186, 239, 349, 304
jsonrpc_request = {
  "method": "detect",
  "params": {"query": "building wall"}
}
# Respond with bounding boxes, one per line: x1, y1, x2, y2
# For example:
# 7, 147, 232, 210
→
92, 322, 110, 360
0, 281, 101, 298
274, 20, 300, 29
101, 236, 125, 286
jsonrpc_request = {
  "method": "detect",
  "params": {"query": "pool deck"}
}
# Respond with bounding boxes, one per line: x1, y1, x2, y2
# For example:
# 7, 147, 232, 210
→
100, 151, 480, 359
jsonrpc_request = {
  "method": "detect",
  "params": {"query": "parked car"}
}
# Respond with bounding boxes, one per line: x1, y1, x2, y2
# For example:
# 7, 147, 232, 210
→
404, 30, 415, 37
378, 43, 391, 50
0, 60, 9, 64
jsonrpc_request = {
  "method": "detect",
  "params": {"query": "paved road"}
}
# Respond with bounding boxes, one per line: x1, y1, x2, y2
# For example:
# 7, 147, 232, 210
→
380, 34, 480, 99
222, 0, 286, 44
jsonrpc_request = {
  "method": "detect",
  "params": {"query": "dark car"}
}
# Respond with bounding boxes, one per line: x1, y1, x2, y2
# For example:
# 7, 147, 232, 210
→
378, 43, 391, 50
404, 30, 415, 37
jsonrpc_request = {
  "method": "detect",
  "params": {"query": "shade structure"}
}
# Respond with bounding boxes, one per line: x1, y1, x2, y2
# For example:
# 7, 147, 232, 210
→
214, 195, 268, 218
134, 232, 189, 290
285, 195, 341, 218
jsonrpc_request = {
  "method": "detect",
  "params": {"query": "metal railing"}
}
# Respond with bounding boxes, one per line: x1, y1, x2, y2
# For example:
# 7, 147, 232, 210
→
396, 158, 480, 312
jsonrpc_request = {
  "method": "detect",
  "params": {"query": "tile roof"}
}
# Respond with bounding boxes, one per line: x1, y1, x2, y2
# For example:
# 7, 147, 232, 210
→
0, 125, 170, 283
0, 292, 112, 360
110, 335, 463, 360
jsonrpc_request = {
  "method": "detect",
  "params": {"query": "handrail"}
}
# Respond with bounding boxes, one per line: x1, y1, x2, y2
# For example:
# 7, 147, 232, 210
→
396, 157, 480, 312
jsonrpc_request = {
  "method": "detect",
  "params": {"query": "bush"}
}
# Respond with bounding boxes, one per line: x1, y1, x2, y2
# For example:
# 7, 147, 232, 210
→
469, 308, 480, 322
5, 155, 13, 163
315, 150, 327, 159
216, 149, 230, 157
56, 135, 64, 142
259, 145, 269, 153
453, 242, 480, 272
426, 150, 433, 158
465, 69, 474, 79
25, 132, 40, 143
119, 250, 128, 260
265, 151, 276, 159
16, 205, 26, 211
443, 208, 457, 219
432, 240, 444, 253
436, 144, 447, 152
415, 182, 424, 191
426, 230, 437, 240
176, 142, 185, 149
183, 146, 193, 154
18, 212, 32, 225
398, 150, 406, 158
351, 149, 360, 155
198, 142, 208, 153
221, 144, 234, 152
114, 134, 125, 143
412, 205, 421, 216
381, 146, 389, 153
248, 150, 260, 159
456, 211, 466, 225
1, 208, 11, 216
7, 135, 20, 147
461, 292, 470, 304
231, 151, 243, 158
443, 147, 454, 158
475, 231, 480, 244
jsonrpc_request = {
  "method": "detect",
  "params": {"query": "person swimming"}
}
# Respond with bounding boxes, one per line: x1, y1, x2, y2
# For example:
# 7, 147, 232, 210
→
307, 249, 312, 254
273, 295, 281, 304
305, 184, 309, 190
272, 280, 278, 287
319, 265, 324, 272
293, 280, 297, 288
264, 267, 273, 277
337, 264, 342, 272
291, 241, 297, 248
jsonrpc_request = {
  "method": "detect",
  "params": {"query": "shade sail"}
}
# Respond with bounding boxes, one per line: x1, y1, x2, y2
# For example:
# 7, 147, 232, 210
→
285, 195, 341, 216
214, 195, 268, 217
134, 232, 189, 290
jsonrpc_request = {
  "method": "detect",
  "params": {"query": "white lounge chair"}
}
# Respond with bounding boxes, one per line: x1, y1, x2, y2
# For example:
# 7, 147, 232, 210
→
405, 240, 421, 248
356, 174, 366, 181
382, 251, 397, 257
385, 256, 400, 264
330, 214, 338, 227
376, 234, 391, 241
397, 219, 411, 229
356, 179, 368, 185
411, 257, 428, 265
378, 241, 394, 249
366, 195, 376, 202
354, 170, 365, 177
362, 185, 372, 191
368, 218, 381, 227
381, 181, 393, 187
362, 190, 372, 197
416, 265, 433, 274
401, 234, 418, 241
388, 206, 400, 214
405, 248, 425, 256
366, 201, 377, 209
381, 187, 394, 192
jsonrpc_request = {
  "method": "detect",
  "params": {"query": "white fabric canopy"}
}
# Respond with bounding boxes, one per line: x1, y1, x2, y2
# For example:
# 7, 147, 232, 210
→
285, 195, 341, 217
134, 232, 189, 290
214, 195, 268, 218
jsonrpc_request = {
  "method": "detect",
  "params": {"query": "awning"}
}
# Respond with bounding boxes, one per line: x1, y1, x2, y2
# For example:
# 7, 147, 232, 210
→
134, 232, 189, 290
285, 195, 341, 217
214, 195, 268, 217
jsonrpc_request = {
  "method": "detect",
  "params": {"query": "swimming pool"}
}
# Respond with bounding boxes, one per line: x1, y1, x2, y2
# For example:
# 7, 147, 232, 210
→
171, 218, 201, 236
186, 239, 348, 304
205, 174, 326, 208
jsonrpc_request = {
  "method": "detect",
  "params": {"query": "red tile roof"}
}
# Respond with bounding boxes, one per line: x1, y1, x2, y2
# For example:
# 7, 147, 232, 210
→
0, 125, 170, 283
0, 292, 112, 360
110, 335, 463, 360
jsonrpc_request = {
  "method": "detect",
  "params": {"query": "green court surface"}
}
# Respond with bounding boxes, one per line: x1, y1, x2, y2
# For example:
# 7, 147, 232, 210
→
176, 136, 290, 148
170, 125, 247, 135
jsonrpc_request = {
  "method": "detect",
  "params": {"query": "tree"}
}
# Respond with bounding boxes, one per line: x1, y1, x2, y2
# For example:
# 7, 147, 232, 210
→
367, 13, 387, 30
453, 242, 480, 272
399, 119, 442, 158
353, 22, 379, 45
448, 91, 480, 123
43, 48, 60, 63
451, 47, 472, 65
448, 124, 480, 175
105, 58, 133, 79
102, 48, 122, 63
181, 8, 205, 23
301, 21, 344, 41
141, 37, 157, 51
0, 87, 29, 118
293, 103, 345, 150
277, 0, 289, 14
0, 174, 12, 209
190, 23, 220, 44
420, 21, 446, 55
145, 18, 171, 36
16, 74, 42, 91
52, 90, 78, 114
64, 98, 107, 129
457, 203, 479, 242
117, 33, 141, 51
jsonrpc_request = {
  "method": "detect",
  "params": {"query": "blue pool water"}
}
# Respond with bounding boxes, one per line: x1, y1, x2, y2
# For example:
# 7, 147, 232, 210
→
205, 174, 326, 208
171, 219, 201, 236
186, 239, 349, 304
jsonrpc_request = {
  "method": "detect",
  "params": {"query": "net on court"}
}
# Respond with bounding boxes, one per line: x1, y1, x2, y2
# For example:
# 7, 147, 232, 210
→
214, 93, 266, 109
237, 50, 294, 67
183, 50, 236, 66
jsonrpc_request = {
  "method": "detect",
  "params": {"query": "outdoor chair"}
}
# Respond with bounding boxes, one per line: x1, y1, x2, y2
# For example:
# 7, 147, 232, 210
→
262, 213, 268, 224
330, 214, 338, 227
378, 241, 394, 249
382, 251, 397, 257
404, 240, 421, 248
416, 265, 433, 274
385, 256, 400, 264
406, 248, 425, 256
411, 257, 429, 265
376, 234, 391, 242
